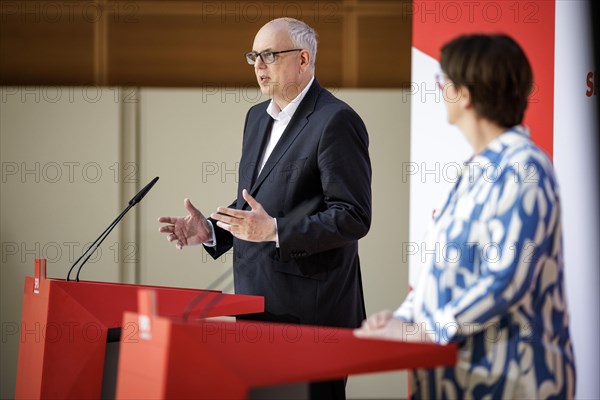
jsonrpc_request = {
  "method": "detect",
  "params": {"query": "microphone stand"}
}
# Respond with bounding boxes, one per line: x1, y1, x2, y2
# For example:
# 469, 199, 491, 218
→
66, 177, 159, 282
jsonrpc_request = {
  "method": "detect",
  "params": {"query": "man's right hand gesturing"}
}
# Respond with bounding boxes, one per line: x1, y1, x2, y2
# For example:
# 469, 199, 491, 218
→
158, 198, 212, 250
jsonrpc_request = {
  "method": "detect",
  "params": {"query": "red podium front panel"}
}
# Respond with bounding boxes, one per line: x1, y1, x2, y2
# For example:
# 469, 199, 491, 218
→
15, 259, 264, 399
116, 309, 457, 399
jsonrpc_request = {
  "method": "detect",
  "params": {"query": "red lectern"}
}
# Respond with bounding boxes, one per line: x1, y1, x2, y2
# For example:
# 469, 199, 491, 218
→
116, 289, 457, 399
15, 259, 264, 399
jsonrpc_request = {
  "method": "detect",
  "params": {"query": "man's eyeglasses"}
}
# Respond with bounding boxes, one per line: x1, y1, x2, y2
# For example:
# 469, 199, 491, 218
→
245, 49, 302, 65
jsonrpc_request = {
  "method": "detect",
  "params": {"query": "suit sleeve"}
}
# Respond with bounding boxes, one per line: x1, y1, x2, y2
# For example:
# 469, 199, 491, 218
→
202, 199, 236, 259
276, 107, 372, 262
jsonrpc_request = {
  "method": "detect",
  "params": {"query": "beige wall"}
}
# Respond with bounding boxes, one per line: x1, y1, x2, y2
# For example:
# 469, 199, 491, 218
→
0, 86, 410, 399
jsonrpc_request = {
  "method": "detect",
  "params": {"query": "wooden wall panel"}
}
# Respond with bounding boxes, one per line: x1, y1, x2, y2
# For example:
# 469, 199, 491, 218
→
357, 15, 411, 87
0, 0, 411, 87
0, 1, 96, 84
107, 5, 344, 87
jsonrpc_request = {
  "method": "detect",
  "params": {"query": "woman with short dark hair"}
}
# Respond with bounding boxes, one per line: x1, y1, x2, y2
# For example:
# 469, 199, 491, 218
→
355, 34, 576, 399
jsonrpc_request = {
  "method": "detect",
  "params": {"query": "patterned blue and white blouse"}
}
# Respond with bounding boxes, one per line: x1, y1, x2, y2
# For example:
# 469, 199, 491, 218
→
394, 126, 576, 399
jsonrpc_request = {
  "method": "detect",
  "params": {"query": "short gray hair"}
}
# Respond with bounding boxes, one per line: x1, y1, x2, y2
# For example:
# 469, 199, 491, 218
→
276, 18, 318, 69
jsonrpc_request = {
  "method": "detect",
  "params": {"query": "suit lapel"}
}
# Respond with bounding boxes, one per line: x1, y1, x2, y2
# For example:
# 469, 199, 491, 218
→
246, 116, 273, 187
249, 80, 321, 196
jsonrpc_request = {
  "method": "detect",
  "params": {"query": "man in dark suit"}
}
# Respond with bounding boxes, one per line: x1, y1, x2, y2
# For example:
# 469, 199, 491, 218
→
159, 17, 371, 399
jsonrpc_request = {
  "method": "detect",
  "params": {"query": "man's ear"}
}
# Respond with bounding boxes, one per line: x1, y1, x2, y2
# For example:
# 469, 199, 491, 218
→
299, 49, 311, 72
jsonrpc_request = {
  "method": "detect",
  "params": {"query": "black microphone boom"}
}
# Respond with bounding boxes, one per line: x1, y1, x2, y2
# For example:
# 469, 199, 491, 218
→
66, 177, 159, 282
129, 176, 159, 206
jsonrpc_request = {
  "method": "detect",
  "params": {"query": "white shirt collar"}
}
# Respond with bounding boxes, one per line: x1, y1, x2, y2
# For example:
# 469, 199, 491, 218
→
266, 76, 315, 121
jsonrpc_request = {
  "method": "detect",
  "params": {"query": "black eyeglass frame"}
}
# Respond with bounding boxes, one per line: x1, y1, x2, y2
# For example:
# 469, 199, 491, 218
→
245, 49, 303, 65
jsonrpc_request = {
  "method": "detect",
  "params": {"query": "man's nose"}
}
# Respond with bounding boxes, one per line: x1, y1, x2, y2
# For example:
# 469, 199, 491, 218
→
254, 56, 267, 69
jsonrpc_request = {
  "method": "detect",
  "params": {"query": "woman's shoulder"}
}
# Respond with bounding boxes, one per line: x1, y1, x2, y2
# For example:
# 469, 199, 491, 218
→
497, 130, 556, 188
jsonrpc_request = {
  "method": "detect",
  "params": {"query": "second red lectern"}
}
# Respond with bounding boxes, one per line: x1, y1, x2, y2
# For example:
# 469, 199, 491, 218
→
116, 289, 457, 399
15, 259, 264, 399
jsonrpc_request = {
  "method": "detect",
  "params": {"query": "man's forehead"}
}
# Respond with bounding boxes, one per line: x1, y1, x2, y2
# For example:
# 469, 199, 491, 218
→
252, 26, 290, 51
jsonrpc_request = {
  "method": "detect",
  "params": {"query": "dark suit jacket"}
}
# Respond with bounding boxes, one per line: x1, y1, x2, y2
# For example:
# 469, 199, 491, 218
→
205, 79, 372, 328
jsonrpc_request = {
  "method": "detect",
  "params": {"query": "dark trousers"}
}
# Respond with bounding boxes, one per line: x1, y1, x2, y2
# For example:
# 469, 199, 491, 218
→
309, 378, 346, 400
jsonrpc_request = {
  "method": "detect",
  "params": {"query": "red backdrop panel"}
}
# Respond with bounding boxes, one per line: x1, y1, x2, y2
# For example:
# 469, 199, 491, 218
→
412, 0, 555, 159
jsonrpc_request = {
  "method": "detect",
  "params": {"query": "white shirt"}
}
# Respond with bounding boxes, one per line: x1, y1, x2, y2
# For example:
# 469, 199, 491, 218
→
259, 76, 315, 172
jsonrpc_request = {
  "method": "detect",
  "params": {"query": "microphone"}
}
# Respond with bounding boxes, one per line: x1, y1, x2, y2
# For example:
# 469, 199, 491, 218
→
129, 176, 159, 206
66, 177, 159, 282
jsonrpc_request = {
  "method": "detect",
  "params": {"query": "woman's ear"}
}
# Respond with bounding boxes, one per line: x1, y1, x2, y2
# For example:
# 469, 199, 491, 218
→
458, 86, 472, 110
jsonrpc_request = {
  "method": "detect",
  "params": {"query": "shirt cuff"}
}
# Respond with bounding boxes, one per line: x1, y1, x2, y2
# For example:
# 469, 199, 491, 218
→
392, 306, 413, 322
273, 218, 279, 248
203, 220, 217, 248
